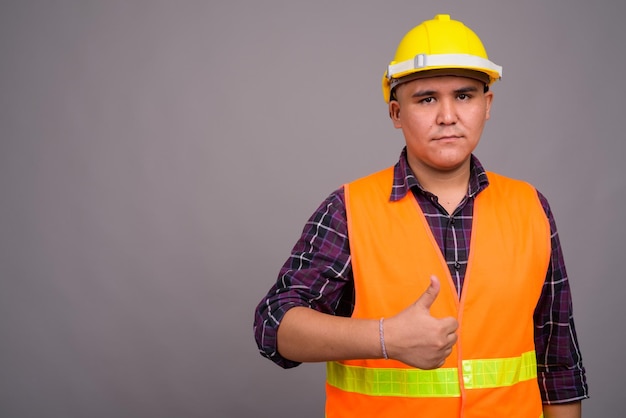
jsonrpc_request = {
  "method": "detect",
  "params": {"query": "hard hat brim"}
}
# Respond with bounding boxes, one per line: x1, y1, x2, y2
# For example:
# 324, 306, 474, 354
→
391, 68, 491, 90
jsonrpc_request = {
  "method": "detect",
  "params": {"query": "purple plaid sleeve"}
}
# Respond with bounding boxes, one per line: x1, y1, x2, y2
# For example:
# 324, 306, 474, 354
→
534, 192, 589, 403
253, 188, 353, 369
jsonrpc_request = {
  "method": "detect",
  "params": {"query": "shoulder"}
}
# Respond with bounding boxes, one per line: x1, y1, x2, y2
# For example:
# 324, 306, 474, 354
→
485, 171, 553, 220
311, 186, 346, 219
485, 171, 540, 196
347, 166, 394, 187
345, 166, 395, 199
486, 171, 534, 188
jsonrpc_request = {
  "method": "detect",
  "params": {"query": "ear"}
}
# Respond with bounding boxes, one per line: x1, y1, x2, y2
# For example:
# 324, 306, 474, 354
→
484, 91, 494, 121
389, 100, 402, 128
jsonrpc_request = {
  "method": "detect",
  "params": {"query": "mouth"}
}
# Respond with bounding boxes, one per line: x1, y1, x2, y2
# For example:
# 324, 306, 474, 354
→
433, 135, 463, 141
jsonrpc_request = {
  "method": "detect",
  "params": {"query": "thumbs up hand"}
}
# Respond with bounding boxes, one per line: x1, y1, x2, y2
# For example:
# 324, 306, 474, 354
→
383, 275, 458, 369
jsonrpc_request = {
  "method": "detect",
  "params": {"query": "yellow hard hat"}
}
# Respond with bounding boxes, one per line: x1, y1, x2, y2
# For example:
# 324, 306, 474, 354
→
382, 14, 502, 103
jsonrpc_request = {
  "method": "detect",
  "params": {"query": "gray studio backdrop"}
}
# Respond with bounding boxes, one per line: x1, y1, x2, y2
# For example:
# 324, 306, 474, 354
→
0, 1, 623, 417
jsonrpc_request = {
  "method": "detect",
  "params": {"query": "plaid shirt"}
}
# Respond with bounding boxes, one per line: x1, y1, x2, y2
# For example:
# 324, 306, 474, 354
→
254, 148, 589, 404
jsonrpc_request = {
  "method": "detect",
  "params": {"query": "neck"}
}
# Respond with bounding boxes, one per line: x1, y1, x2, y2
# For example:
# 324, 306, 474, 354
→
410, 158, 471, 192
408, 158, 471, 214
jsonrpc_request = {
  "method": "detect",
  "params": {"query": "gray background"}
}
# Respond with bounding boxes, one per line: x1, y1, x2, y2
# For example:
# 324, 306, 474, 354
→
0, 0, 623, 417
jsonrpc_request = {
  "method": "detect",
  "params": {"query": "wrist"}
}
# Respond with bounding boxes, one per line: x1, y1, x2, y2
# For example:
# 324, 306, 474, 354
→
379, 317, 389, 360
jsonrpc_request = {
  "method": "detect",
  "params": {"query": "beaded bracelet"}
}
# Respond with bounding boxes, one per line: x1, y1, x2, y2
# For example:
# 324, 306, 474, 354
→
379, 317, 389, 360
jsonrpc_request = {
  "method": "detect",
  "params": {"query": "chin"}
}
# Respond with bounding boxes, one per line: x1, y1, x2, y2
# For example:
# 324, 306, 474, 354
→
431, 157, 471, 171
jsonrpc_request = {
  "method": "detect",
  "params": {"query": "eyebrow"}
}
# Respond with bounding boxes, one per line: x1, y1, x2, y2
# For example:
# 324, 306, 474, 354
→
411, 85, 479, 98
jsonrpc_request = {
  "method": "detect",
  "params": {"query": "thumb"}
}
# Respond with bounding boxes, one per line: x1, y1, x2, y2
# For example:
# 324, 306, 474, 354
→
415, 275, 441, 311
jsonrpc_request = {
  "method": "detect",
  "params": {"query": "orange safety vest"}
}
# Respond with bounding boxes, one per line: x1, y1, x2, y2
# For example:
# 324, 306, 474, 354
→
326, 167, 551, 418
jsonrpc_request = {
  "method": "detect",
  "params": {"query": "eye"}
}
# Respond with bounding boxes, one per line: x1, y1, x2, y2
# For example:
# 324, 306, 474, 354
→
420, 97, 435, 104
457, 93, 471, 101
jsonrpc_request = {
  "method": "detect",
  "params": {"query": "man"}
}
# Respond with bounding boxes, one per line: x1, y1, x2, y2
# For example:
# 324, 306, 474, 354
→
254, 14, 588, 417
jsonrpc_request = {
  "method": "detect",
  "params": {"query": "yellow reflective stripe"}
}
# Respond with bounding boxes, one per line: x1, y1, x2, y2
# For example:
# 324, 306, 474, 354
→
327, 350, 537, 398
462, 351, 537, 389
327, 362, 460, 398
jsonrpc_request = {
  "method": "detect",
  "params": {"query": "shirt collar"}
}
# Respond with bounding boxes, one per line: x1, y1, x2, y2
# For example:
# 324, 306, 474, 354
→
390, 147, 489, 202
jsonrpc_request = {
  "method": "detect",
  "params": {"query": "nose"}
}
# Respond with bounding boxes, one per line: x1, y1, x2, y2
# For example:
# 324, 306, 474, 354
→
436, 98, 458, 125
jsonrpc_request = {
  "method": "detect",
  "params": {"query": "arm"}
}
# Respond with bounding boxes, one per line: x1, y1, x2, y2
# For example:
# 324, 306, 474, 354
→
534, 192, 589, 404
278, 275, 458, 369
543, 402, 581, 418
277, 307, 380, 362
254, 187, 457, 369
253, 189, 355, 368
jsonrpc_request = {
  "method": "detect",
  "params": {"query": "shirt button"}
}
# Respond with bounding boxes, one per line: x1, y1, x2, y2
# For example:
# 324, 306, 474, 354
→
454, 262, 461, 270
